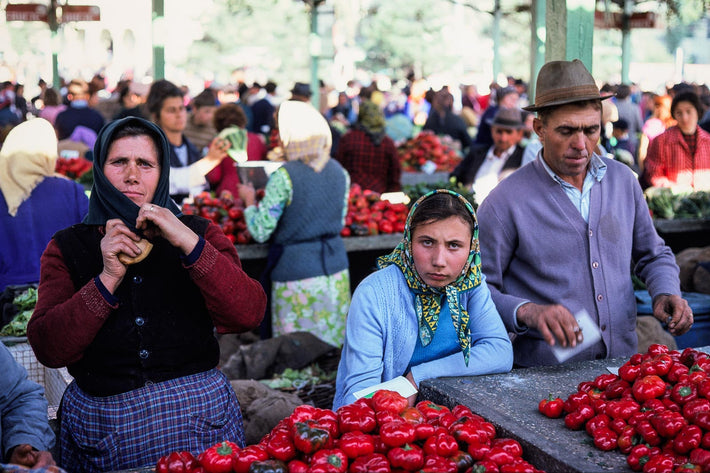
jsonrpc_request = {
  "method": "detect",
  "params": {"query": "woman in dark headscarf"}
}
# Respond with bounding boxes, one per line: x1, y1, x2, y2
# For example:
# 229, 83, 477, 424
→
333, 190, 513, 409
27, 117, 266, 472
335, 99, 401, 194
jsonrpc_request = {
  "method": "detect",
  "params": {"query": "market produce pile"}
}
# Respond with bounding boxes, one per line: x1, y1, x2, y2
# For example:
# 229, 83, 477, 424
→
645, 188, 710, 220
398, 131, 462, 173
182, 186, 410, 244
537, 344, 710, 472
156, 389, 547, 473
54, 156, 92, 180
0, 286, 37, 337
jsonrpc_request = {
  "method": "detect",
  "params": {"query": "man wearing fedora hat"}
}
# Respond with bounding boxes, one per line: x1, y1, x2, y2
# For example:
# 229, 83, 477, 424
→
450, 106, 526, 203
477, 59, 693, 367
290, 82, 313, 102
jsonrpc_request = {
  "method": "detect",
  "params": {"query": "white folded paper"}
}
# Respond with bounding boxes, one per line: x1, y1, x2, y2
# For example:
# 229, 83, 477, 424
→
353, 376, 418, 400
550, 309, 603, 363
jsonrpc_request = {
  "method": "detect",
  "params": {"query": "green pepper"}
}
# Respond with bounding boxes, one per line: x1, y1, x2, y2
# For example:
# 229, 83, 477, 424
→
247, 459, 287, 473
200, 441, 239, 473
291, 419, 331, 454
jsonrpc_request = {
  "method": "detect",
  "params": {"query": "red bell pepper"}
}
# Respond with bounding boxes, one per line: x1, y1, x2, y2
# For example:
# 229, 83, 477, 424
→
636, 420, 662, 446
563, 391, 591, 413
483, 446, 515, 466
421, 454, 457, 472
594, 373, 619, 390
697, 379, 710, 400
688, 365, 707, 384
337, 400, 377, 434
671, 382, 698, 405
308, 448, 348, 473
449, 419, 488, 446
423, 432, 459, 457
416, 401, 451, 421
689, 448, 710, 472
387, 443, 424, 471
473, 459, 500, 473
617, 425, 640, 454
650, 410, 687, 438
200, 441, 240, 473
348, 453, 391, 473
619, 362, 642, 383
674, 463, 703, 473
604, 378, 631, 400
564, 405, 595, 430
337, 431, 374, 459
648, 344, 670, 356
490, 438, 523, 459
266, 429, 297, 462
538, 394, 564, 418
585, 413, 611, 436
399, 407, 425, 425
640, 354, 673, 377
641, 453, 675, 473
286, 459, 308, 473
156, 451, 198, 473
632, 375, 667, 402
371, 390, 409, 414
499, 459, 537, 473
468, 442, 492, 461
592, 426, 618, 451
605, 399, 641, 420
627, 444, 659, 471
233, 445, 269, 473
451, 404, 475, 419
673, 425, 702, 455
380, 420, 416, 448
413, 422, 439, 441
702, 432, 710, 450
692, 411, 710, 431
292, 420, 332, 454
609, 417, 628, 435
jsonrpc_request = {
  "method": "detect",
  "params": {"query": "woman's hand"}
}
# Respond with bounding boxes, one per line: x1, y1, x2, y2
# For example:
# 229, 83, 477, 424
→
238, 183, 257, 207
136, 204, 199, 256
100, 218, 143, 291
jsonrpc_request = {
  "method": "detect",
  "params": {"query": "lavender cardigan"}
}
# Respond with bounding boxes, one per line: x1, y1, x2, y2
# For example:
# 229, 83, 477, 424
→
477, 156, 681, 367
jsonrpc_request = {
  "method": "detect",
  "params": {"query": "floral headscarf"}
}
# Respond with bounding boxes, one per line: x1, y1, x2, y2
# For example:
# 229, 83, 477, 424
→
357, 100, 387, 146
377, 190, 482, 364
277, 100, 331, 172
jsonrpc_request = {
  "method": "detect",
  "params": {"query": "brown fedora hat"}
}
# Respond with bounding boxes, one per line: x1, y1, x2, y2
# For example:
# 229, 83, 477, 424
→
486, 107, 525, 129
523, 59, 614, 112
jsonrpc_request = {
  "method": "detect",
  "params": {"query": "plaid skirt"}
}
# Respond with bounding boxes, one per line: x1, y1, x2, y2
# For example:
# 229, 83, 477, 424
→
58, 369, 244, 473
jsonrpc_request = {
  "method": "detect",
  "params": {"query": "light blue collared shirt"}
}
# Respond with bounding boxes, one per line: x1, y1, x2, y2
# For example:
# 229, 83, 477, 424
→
538, 151, 607, 223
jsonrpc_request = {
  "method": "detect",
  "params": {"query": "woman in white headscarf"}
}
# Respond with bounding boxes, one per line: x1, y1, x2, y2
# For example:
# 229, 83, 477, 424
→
0, 118, 88, 291
239, 101, 351, 347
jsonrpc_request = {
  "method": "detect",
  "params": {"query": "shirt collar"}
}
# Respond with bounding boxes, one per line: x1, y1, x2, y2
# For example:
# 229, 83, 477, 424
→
540, 151, 607, 187
487, 143, 516, 161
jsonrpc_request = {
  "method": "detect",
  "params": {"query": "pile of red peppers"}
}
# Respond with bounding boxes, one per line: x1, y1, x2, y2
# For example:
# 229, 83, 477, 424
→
538, 344, 710, 473
156, 389, 546, 472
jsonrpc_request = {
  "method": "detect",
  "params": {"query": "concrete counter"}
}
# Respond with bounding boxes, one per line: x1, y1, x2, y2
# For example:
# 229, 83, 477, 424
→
419, 346, 710, 473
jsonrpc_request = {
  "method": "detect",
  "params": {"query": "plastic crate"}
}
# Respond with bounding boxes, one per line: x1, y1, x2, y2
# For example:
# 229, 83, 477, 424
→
2, 338, 72, 417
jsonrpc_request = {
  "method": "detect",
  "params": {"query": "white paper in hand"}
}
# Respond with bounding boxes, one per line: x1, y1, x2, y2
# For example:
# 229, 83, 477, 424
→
550, 309, 602, 363
353, 376, 418, 400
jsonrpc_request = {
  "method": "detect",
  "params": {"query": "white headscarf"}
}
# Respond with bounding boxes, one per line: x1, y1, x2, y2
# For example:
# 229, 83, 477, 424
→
277, 101, 332, 172
0, 118, 60, 216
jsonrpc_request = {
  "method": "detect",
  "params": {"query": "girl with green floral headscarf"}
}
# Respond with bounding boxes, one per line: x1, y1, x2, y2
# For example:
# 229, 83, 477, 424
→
333, 190, 513, 409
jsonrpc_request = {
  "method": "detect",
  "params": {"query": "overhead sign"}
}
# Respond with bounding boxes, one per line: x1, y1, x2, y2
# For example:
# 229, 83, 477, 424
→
595, 10, 657, 29
5, 3, 49, 22
61, 5, 100, 22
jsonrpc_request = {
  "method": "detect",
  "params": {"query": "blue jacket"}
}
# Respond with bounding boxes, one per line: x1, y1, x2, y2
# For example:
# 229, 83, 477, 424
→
0, 343, 55, 460
334, 265, 513, 409
1, 176, 88, 292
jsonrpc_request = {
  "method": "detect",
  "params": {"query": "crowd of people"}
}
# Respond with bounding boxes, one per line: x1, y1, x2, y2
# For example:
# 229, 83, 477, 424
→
0, 60, 707, 471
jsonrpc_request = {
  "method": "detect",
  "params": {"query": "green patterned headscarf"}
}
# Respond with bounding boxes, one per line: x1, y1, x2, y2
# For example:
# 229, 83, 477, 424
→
357, 100, 387, 145
377, 190, 482, 365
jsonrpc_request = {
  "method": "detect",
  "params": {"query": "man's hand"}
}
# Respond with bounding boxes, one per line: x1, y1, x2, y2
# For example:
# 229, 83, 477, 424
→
653, 294, 693, 336
516, 302, 584, 348
8, 444, 55, 467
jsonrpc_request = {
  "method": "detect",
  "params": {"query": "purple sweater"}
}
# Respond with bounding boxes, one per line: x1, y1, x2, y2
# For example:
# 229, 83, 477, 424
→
477, 156, 681, 367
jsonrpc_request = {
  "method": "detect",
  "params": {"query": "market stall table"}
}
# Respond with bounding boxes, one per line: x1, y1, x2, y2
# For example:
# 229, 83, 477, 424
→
419, 345, 710, 473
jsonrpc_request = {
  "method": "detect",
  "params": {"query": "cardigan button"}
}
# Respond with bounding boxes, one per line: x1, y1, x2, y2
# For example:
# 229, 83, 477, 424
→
135, 317, 145, 327
132, 275, 143, 284
597, 294, 603, 301
139, 349, 149, 359
601, 324, 607, 331
592, 261, 599, 269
